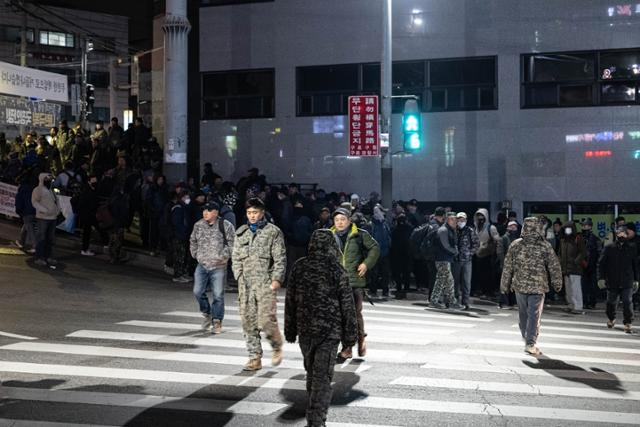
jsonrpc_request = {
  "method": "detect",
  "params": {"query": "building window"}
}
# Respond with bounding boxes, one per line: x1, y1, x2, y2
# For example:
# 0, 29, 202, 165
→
202, 69, 275, 119
296, 56, 497, 116
0, 25, 35, 43
88, 71, 110, 89
39, 30, 74, 48
521, 48, 640, 108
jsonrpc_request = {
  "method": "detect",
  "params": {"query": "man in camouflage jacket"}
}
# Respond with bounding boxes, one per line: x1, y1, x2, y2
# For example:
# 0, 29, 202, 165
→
501, 217, 563, 355
285, 229, 357, 427
232, 197, 287, 371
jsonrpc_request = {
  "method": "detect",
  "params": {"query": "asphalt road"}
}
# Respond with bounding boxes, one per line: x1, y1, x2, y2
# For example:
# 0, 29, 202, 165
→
0, 242, 639, 427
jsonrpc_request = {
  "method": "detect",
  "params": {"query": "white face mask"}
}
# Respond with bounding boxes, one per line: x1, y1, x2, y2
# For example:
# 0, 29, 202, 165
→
183, 198, 191, 205
564, 228, 572, 236
458, 221, 466, 229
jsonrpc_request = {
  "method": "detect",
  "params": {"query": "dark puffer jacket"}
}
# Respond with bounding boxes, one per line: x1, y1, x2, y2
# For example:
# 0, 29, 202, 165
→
285, 229, 358, 347
558, 221, 587, 276
598, 240, 639, 289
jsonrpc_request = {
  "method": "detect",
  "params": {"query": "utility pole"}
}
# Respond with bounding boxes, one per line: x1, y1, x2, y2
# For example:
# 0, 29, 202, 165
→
380, 0, 393, 210
109, 57, 117, 124
80, 37, 88, 127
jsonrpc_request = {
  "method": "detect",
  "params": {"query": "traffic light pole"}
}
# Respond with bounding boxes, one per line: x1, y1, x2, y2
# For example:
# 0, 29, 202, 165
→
80, 36, 88, 127
380, 0, 393, 210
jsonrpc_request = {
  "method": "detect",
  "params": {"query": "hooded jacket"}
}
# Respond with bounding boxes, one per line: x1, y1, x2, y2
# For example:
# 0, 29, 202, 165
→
501, 217, 563, 295
284, 230, 358, 346
474, 208, 502, 258
330, 223, 380, 288
31, 173, 60, 220
558, 221, 587, 276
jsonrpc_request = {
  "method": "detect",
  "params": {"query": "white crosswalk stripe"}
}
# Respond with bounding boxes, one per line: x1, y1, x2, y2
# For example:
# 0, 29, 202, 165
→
495, 329, 640, 344
480, 338, 640, 354
452, 348, 640, 367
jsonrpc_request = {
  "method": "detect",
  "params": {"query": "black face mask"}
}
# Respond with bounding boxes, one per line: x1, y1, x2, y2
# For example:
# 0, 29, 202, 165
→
43, 179, 52, 188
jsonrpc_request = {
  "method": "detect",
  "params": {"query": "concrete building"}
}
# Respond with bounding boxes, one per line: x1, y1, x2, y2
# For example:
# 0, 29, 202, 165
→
0, 2, 129, 136
197, 0, 640, 227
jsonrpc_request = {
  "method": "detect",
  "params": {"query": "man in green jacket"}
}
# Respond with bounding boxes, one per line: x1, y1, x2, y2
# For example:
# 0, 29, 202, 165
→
330, 207, 380, 360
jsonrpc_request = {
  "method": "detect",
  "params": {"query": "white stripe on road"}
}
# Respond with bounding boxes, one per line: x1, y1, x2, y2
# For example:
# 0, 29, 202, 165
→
0, 361, 306, 390
513, 323, 629, 335
120, 319, 454, 336
0, 387, 286, 415
163, 311, 479, 329
327, 423, 403, 427
0, 420, 117, 427
390, 376, 640, 400
420, 361, 640, 382
0, 342, 371, 373
67, 330, 431, 356
345, 396, 640, 424
480, 339, 640, 355
543, 318, 621, 327
452, 349, 640, 367
0, 331, 37, 340
496, 330, 640, 345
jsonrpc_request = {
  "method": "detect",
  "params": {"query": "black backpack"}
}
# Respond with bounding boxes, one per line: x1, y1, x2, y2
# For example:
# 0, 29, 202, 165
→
409, 223, 431, 258
419, 223, 440, 261
218, 219, 228, 247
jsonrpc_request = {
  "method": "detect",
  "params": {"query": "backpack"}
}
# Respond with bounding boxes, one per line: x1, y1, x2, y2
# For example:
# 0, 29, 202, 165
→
62, 172, 83, 213
409, 223, 432, 259
419, 223, 440, 261
218, 219, 228, 247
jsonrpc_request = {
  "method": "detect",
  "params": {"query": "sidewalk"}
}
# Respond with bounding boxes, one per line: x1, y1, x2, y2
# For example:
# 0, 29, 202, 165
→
0, 217, 166, 273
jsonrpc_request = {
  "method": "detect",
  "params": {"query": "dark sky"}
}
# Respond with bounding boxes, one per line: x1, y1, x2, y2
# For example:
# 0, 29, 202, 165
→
37, 0, 157, 49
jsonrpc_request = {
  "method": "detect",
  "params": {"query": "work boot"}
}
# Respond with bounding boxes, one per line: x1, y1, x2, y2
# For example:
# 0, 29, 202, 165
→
607, 319, 616, 329
243, 358, 262, 371
338, 347, 353, 360
272, 348, 283, 366
201, 313, 212, 331
212, 319, 222, 335
624, 324, 632, 334
357, 338, 367, 357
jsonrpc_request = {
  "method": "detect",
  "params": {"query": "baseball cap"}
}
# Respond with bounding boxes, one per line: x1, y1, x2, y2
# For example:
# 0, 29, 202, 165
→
203, 201, 220, 211
434, 206, 446, 217
456, 212, 467, 219
332, 207, 351, 218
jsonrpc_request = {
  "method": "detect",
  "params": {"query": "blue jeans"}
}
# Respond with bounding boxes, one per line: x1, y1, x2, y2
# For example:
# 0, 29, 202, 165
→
452, 261, 472, 306
193, 264, 226, 321
515, 293, 545, 346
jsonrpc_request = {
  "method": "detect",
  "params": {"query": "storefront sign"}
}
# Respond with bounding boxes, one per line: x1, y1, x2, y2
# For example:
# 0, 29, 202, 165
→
0, 60, 68, 103
348, 96, 379, 157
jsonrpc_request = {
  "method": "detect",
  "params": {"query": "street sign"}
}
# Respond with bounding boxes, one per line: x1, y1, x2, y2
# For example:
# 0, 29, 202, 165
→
348, 95, 379, 156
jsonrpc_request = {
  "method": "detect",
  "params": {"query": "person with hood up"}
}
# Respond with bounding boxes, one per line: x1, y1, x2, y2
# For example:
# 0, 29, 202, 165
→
501, 217, 563, 355
473, 208, 502, 298
597, 226, 639, 334
559, 221, 587, 314
31, 172, 61, 267
285, 229, 357, 427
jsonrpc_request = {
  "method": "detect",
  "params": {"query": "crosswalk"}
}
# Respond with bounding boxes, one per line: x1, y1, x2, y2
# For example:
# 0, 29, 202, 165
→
1, 296, 639, 426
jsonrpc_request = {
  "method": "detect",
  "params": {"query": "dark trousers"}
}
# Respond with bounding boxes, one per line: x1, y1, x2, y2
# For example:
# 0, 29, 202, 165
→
108, 227, 124, 262
581, 269, 598, 308
515, 293, 545, 346
369, 255, 391, 296
352, 288, 365, 342
412, 258, 427, 290
82, 218, 107, 251
473, 255, 495, 296
607, 288, 634, 325
35, 218, 56, 260
299, 338, 340, 427
392, 256, 412, 293
140, 213, 150, 248
172, 238, 189, 277
426, 260, 437, 292
148, 216, 162, 252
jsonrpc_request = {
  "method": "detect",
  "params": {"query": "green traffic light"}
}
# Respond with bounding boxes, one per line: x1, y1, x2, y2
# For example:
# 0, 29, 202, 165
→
404, 115, 419, 132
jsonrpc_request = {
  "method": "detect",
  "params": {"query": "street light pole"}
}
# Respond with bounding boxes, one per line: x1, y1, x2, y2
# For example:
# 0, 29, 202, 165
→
380, 0, 393, 210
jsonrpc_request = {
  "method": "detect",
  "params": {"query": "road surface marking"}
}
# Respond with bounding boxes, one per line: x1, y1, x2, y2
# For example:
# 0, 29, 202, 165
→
0, 361, 306, 390
512, 323, 630, 335
543, 318, 622, 327
0, 387, 286, 415
0, 420, 117, 427
480, 338, 640, 354
0, 331, 37, 340
452, 348, 640, 367
420, 361, 640, 382
118, 320, 243, 333
344, 396, 640, 424
390, 376, 640, 400
66, 330, 426, 358
496, 330, 640, 344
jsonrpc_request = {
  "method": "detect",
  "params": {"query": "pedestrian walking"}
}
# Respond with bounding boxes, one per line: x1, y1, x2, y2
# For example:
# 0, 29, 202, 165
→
330, 207, 379, 360
501, 217, 563, 355
106, 187, 129, 264
31, 173, 61, 268
232, 197, 287, 371
597, 226, 639, 334
431, 212, 460, 309
78, 175, 107, 256
559, 221, 587, 314
171, 190, 192, 282
580, 218, 601, 309
285, 229, 357, 427
498, 221, 520, 309
190, 201, 235, 335
453, 212, 478, 310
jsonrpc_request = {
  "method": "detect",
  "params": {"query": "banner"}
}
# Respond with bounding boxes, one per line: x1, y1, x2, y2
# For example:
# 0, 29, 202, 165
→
0, 182, 18, 218
0, 94, 62, 131
0, 60, 68, 103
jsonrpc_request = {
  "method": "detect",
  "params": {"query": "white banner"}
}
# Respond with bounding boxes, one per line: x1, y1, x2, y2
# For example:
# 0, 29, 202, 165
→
0, 182, 18, 218
0, 60, 68, 103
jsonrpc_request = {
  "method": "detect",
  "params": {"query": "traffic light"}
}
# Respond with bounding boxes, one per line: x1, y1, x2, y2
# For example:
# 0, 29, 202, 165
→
402, 99, 422, 152
85, 84, 95, 113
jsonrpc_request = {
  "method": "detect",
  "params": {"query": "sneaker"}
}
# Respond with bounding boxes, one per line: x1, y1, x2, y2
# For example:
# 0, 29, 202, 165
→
46, 258, 57, 266
26, 248, 36, 254
81, 250, 95, 256
451, 304, 465, 310
212, 319, 222, 335
201, 314, 212, 331
464, 305, 471, 311
624, 324, 632, 334
243, 358, 262, 371
34, 258, 47, 267
570, 309, 585, 315
431, 301, 446, 309
525, 345, 541, 355
338, 347, 353, 360
14, 240, 23, 248
607, 319, 616, 329
172, 276, 188, 283
272, 348, 283, 366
